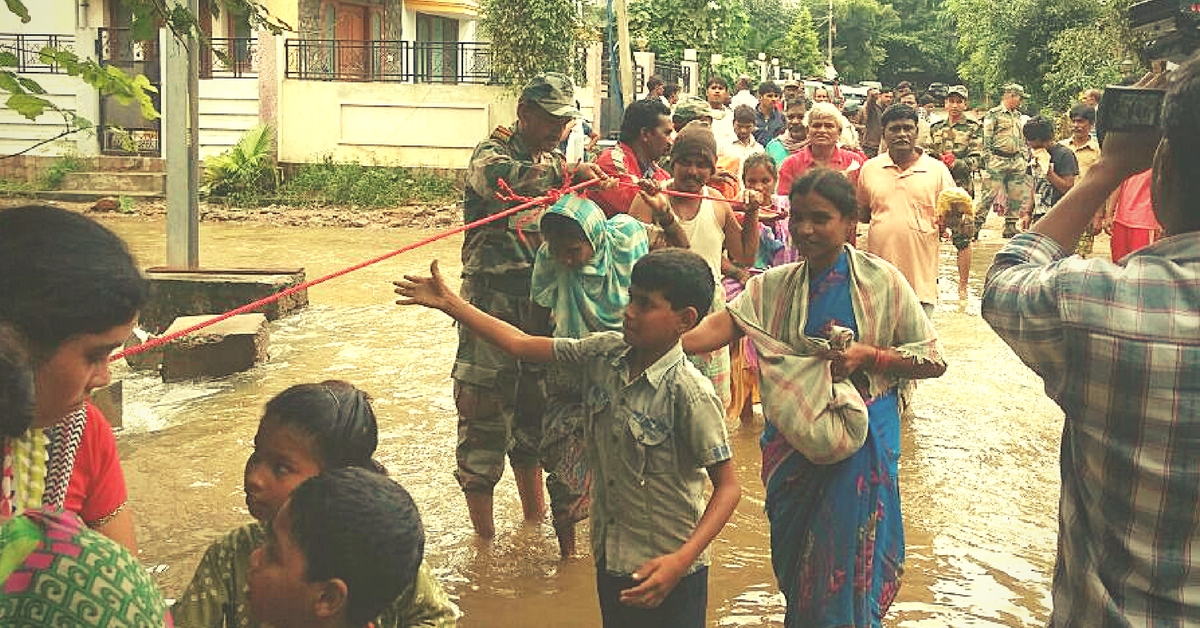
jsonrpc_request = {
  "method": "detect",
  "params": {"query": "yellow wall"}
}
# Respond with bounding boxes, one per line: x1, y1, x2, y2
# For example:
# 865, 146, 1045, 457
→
262, 0, 299, 33
277, 80, 517, 168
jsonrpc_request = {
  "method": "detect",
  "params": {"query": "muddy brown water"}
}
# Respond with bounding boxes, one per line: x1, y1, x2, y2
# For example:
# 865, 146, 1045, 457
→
97, 214, 1089, 627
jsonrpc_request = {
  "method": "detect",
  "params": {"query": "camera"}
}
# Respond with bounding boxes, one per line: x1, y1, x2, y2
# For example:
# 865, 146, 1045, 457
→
1128, 0, 1200, 63
1096, 86, 1166, 144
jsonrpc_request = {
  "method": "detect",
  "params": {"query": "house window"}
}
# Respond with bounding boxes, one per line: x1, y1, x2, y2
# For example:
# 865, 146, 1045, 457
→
415, 13, 458, 83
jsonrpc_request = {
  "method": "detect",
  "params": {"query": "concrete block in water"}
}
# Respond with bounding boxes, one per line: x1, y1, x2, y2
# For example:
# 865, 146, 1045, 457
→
89, 380, 123, 429
122, 328, 162, 372
160, 314, 269, 382
140, 268, 307, 334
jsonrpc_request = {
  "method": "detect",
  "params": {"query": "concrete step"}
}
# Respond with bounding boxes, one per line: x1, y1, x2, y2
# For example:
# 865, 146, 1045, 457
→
60, 170, 166, 193
32, 189, 165, 202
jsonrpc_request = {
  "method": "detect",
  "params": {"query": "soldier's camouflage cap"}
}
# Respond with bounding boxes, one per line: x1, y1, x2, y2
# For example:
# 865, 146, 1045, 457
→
673, 96, 717, 121
1002, 83, 1025, 97
947, 85, 968, 99
521, 72, 579, 118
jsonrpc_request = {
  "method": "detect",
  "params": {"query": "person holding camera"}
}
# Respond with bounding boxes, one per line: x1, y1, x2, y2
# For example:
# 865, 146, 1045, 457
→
979, 83, 1032, 238
981, 58, 1199, 626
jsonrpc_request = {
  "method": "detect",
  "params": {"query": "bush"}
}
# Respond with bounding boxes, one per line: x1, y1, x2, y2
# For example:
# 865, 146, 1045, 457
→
39, 154, 84, 189
276, 158, 460, 208
204, 124, 278, 199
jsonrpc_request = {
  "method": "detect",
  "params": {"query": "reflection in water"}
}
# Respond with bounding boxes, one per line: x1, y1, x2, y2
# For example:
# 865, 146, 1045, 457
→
101, 215, 1064, 626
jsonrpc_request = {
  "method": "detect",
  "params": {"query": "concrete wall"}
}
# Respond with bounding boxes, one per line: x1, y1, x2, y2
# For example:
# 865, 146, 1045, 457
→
199, 78, 261, 159
0, 1, 75, 32
276, 79, 515, 168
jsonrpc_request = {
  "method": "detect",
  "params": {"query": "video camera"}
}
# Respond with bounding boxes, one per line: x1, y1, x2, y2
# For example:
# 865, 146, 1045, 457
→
1129, 0, 1200, 63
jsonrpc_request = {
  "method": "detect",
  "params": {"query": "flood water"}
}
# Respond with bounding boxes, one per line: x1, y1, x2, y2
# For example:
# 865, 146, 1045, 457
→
98, 213, 1079, 627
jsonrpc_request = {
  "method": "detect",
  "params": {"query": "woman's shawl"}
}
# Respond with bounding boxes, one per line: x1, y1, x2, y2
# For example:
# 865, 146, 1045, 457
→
0, 507, 173, 626
531, 194, 649, 338
727, 245, 943, 463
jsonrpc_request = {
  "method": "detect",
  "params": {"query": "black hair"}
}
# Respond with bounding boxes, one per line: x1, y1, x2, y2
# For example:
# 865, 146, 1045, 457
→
732, 104, 757, 125
789, 168, 858, 218
706, 75, 728, 90
619, 98, 672, 145
0, 324, 34, 438
881, 104, 919, 128
784, 98, 808, 111
743, 151, 778, 181
630, 248, 714, 320
646, 75, 664, 91
1161, 50, 1200, 233
663, 82, 680, 99
263, 380, 383, 473
540, 212, 588, 244
288, 468, 425, 627
757, 81, 781, 96
1069, 103, 1096, 123
0, 205, 147, 360
1022, 115, 1055, 142
919, 94, 935, 106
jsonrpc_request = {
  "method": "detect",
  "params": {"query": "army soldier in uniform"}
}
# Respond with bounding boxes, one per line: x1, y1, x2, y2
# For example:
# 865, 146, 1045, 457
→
456, 72, 605, 554
929, 85, 984, 297
979, 83, 1031, 238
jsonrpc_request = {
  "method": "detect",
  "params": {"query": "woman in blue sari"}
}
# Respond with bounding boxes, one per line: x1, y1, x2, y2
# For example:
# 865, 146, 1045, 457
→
684, 169, 946, 626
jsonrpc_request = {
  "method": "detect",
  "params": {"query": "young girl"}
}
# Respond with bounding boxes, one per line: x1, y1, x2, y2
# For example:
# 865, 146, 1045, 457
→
720, 153, 794, 425
530, 193, 666, 556
173, 380, 458, 627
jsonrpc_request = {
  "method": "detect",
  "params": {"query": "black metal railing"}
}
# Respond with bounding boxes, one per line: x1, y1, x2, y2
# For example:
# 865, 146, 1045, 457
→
97, 27, 159, 65
0, 34, 75, 73
655, 60, 692, 95
285, 39, 494, 84
203, 37, 258, 78
599, 45, 645, 95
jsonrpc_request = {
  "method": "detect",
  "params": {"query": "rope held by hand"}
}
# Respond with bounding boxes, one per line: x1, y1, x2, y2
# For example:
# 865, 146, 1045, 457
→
110, 176, 604, 362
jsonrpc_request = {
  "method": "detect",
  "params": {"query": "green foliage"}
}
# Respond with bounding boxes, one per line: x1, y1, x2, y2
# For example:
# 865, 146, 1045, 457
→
117, 195, 136, 214
4, 0, 28, 23
828, 0, 900, 83
39, 154, 84, 190
480, 0, 580, 86
629, 0, 749, 64
875, 0, 960, 86
781, 8, 824, 78
0, 177, 35, 195
743, 0, 798, 57
947, 0, 1134, 107
274, 159, 461, 208
203, 124, 278, 198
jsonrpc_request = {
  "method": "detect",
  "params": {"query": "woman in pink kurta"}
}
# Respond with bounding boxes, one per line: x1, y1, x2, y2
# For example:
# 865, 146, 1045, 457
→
1104, 169, 1161, 262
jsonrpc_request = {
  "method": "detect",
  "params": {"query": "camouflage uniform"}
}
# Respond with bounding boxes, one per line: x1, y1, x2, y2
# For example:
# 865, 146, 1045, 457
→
979, 102, 1031, 231
457, 121, 566, 502
929, 115, 984, 250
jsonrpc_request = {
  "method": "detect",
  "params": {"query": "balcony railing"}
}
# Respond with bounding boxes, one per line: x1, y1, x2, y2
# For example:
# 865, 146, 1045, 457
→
285, 39, 495, 84
97, 27, 159, 65
202, 37, 258, 78
0, 34, 75, 73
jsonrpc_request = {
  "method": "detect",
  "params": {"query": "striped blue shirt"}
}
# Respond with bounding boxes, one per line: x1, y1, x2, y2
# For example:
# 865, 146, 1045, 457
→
982, 231, 1200, 627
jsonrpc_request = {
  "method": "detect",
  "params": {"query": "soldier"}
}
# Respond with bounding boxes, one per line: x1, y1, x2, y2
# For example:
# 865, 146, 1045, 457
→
929, 85, 984, 298
457, 72, 606, 555
979, 83, 1031, 238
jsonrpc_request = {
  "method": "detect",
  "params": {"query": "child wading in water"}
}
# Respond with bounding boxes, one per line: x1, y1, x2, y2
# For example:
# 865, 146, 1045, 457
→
396, 249, 740, 628
721, 152, 795, 425
531, 190, 686, 556
174, 380, 457, 627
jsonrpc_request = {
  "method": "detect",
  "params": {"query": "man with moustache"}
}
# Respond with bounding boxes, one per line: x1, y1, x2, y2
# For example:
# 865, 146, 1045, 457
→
857, 104, 955, 317
458, 72, 606, 544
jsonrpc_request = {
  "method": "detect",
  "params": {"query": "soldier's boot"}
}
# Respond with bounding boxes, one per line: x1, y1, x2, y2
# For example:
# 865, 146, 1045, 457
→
1002, 220, 1019, 238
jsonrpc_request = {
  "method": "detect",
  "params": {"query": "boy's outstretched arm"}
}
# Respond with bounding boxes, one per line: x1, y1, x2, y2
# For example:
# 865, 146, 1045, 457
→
619, 459, 741, 609
394, 260, 554, 363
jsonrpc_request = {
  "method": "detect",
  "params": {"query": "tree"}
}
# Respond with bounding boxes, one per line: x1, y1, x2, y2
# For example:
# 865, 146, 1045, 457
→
0, 0, 287, 157
818, 0, 900, 83
628, 0, 749, 64
480, 0, 580, 86
875, 0, 960, 87
742, 0, 797, 60
781, 8, 823, 78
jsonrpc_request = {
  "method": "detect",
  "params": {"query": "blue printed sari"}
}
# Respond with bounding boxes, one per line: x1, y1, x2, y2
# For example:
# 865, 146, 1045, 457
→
760, 250, 904, 628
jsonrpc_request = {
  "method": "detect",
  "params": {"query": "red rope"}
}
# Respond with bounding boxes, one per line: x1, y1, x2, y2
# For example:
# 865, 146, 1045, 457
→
609, 180, 754, 208
111, 176, 603, 362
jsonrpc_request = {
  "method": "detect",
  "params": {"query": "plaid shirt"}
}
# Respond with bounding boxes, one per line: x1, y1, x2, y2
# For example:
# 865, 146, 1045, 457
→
981, 232, 1200, 627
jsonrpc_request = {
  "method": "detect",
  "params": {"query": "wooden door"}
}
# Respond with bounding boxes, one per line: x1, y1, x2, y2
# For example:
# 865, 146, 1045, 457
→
336, 3, 367, 79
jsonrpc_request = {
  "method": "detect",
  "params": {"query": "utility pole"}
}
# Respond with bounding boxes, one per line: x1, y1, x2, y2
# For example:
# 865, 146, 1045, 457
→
613, 0, 635, 107
165, 0, 200, 268
827, 0, 834, 71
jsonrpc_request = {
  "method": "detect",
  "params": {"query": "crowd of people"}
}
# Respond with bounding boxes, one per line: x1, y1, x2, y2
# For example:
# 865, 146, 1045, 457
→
0, 51, 1196, 628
